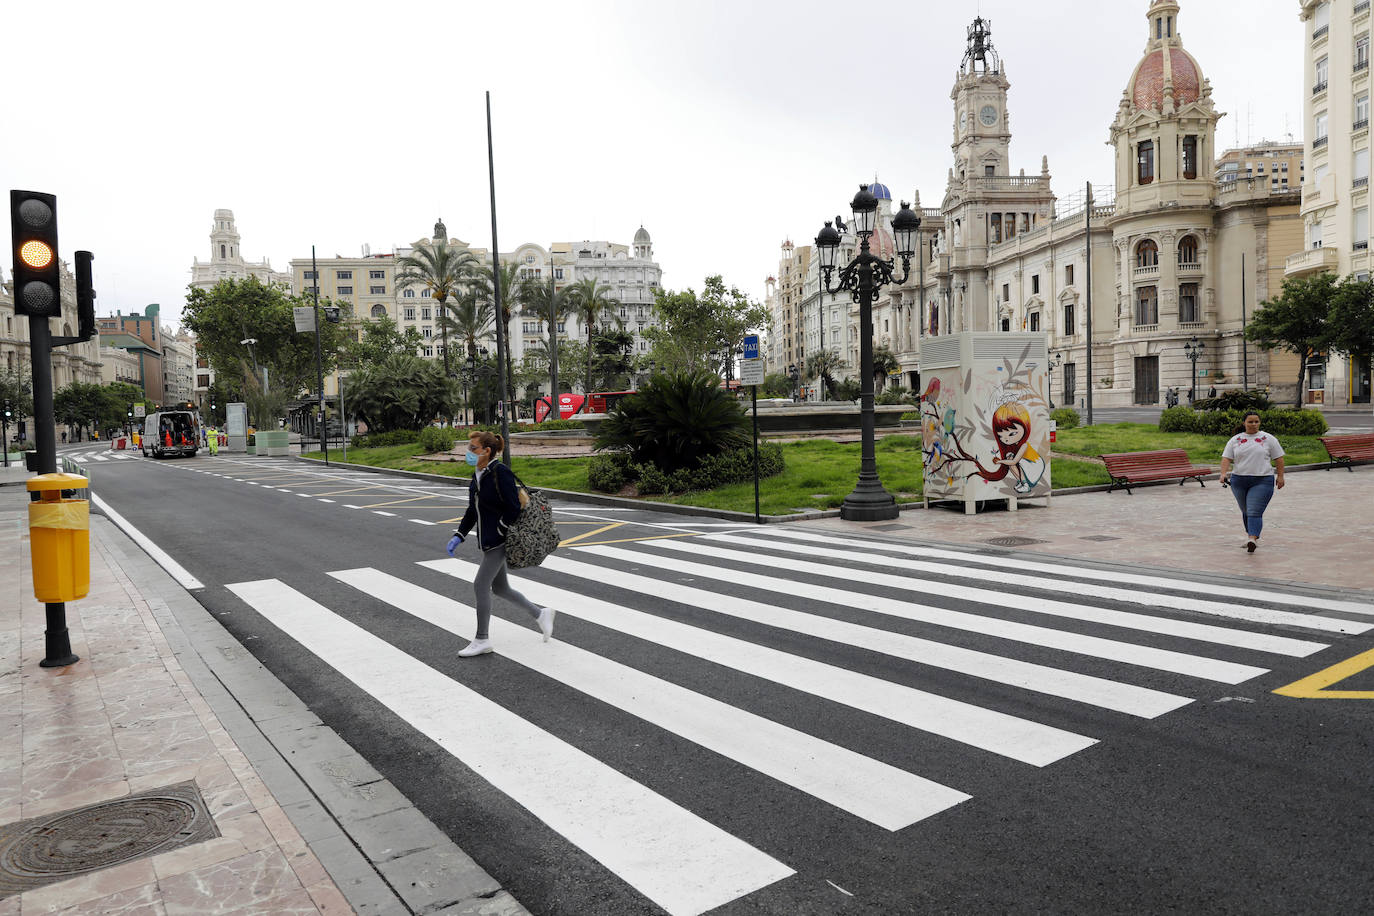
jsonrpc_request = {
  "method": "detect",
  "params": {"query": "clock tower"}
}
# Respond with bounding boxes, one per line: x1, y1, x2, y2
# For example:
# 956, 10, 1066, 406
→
950, 17, 1011, 183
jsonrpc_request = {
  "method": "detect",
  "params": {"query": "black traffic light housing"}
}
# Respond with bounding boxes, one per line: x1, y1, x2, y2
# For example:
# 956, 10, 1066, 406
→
10, 190, 60, 317
74, 250, 96, 341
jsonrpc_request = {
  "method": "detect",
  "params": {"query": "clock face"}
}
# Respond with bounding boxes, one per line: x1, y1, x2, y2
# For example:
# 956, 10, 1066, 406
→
959, 111, 967, 133
980, 105, 998, 126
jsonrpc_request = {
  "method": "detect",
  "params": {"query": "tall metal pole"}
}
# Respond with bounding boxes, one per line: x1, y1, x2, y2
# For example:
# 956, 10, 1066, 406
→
840, 235, 898, 521
548, 270, 559, 419
1084, 181, 1095, 425
1241, 252, 1249, 389
486, 91, 512, 463
312, 246, 329, 466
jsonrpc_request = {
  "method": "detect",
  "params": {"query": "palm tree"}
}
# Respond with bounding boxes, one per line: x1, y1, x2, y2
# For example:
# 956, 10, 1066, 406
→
443, 288, 496, 363
394, 242, 482, 377
805, 348, 847, 400
566, 277, 620, 397
471, 259, 524, 418
518, 276, 579, 411
871, 345, 899, 393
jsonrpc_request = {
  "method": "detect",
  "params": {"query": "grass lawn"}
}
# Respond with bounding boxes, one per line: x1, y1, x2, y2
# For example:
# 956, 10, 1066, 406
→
1053, 423, 1330, 467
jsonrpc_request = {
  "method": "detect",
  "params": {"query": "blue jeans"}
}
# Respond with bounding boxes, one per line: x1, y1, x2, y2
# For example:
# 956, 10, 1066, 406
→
1229, 474, 1275, 538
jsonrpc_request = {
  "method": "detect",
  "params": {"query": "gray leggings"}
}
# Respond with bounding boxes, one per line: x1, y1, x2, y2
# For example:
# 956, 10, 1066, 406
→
473, 546, 542, 639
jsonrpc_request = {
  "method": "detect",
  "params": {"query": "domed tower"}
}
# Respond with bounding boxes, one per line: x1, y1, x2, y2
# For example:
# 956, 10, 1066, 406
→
950, 16, 1010, 184
1111, 0, 1221, 216
210, 209, 242, 264
633, 225, 652, 259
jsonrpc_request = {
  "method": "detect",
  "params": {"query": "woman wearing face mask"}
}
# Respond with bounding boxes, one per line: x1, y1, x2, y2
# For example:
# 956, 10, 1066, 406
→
446, 431, 556, 656
1219, 411, 1286, 553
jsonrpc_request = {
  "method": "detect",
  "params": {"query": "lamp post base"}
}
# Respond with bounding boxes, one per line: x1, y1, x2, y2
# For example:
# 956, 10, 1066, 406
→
840, 480, 900, 521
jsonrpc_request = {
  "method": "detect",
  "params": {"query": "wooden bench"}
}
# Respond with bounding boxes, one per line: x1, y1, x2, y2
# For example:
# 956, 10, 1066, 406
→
1100, 449, 1213, 494
1321, 432, 1374, 471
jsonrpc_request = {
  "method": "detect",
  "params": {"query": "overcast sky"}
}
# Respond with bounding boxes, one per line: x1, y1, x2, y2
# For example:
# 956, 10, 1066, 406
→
5, 0, 1302, 327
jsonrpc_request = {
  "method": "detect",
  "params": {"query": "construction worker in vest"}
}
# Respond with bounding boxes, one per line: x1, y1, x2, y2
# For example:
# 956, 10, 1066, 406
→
207, 427, 219, 455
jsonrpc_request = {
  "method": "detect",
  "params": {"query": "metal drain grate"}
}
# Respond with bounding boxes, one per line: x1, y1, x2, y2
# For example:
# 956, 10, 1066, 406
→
1079, 535, 1122, 542
983, 536, 1049, 548
868, 524, 913, 532
0, 781, 219, 897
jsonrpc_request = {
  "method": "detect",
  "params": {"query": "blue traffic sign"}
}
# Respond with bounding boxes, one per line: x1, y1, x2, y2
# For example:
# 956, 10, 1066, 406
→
742, 335, 760, 359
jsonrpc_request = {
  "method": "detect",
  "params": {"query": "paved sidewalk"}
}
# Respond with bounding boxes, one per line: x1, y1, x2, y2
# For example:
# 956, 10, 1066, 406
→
2, 480, 525, 915
801, 463, 1374, 595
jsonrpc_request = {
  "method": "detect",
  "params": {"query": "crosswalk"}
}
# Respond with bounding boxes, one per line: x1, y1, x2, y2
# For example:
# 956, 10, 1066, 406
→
75, 450, 144, 462
224, 529, 1374, 916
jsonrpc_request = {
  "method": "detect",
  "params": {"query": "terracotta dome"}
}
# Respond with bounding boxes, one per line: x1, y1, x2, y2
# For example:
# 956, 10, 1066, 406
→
1130, 45, 1202, 110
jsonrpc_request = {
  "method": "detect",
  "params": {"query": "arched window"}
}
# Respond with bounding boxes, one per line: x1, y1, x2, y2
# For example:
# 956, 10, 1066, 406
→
1136, 239, 1159, 267
403, 288, 416, 298
1178, 235, 1199, 265
220, 244, 226, 258
371, 304, 387, 319
1182, 135, 1198, 180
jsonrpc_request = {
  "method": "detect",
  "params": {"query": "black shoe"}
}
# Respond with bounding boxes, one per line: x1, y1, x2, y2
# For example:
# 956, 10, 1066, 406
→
1246, 541, 1257, 553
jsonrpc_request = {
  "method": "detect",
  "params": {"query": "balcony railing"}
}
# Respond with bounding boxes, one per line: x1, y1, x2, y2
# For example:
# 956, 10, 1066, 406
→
1313, 81, 1329, 95
1357, 119, 1371, 132
1132, 323, 1159, 333
1356, 177, 1370, 189
1314, 25, 1330, 40
1178, 261, 1203, 274
1132, 264, 1160, 278
1358, 59, 1371, 73
1285, 246, 1341, 275
1356, 241, 1370, 251
1314, 135, 1329, 149
1359, 0, 1371, 13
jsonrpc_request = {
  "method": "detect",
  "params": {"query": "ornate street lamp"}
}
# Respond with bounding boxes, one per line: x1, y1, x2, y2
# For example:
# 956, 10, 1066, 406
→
814, 186, 920, 521
788, 363, 800, 402
1184, 336, 1206, 404
1047, 350, 1064, 409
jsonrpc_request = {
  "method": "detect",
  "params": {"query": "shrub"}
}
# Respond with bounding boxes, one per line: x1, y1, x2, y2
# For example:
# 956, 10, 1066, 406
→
351, 428, 422, 448
588, 452, 631, 492
632, 461, 671, 495
1192, 389, 1273, 413
417, 426, 458, 453
1158, 406, 1195, 433
594, 371, 749, 473
1050, 407, 1080, 430
534, 418, 585, 431
1156, 407, 1328, 437
833, 379, 862, 401
900, 410, 920, 421
1260, 408, 1328, 436
876, 385, 914, 406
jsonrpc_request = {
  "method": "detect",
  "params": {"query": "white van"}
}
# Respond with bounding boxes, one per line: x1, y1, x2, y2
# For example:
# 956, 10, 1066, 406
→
143, 411, 200, 458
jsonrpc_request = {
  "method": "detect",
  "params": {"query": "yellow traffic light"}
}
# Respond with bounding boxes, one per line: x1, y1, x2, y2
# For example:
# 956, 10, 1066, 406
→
20, 240, 53, 269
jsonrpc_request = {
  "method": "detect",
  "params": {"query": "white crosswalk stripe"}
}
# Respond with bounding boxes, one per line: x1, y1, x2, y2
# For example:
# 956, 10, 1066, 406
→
228, 577, 793, 916
220, 532, 1369, 915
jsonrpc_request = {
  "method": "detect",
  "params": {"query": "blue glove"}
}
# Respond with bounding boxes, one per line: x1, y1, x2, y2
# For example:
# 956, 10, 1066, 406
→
446, 533, 465, 556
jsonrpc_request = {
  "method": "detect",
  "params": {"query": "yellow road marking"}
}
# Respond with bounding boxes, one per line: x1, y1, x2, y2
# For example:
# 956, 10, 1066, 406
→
312, 485, 393, 497
564, 532, 704, 548
359, 495, 438, 509
557, 523, 624, 547
1273, 646, 1374, 699
438, 516, 466, 524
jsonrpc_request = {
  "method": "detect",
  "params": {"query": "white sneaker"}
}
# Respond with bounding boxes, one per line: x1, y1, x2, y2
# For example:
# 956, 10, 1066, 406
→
537, 607, 556, 642
458, 638, 493, 657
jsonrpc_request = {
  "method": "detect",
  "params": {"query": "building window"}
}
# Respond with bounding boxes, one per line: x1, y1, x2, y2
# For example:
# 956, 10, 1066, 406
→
337, 286, 352, 295
1001, 283, 1010, 301
1316, 56, 1329, 92
1065, 264, 1074, 285
424, 347, 433, 358
422, 326, 433, 339
1316, 111, 1329, 144
1063, 302, 1075, 335
1138, 140, 1155, 185
557, 322, 566, 333
1359, 34, 1371, 70
1356, 207, 1370, 249
337, 270, 352, 280
303, 271, 317, 280
371, 304, 387, 318
1136, 239, 1159, 267
1178, 235, 1199, 264
1179, 283, 1199, 322
1135, 286, 1159, 326
421, 307, 431, 320
1359, 95, 1371, 129
404, 307, 416, 320
370, 285, 385, 294
369, 270, 385, 280
1182, 135, 1198, 179
1028, 312, 1040, 332
1031, 275, 1040, 294
1357, 149, 1371, 188
403, 288, 416, 298
984, 165, 995, 176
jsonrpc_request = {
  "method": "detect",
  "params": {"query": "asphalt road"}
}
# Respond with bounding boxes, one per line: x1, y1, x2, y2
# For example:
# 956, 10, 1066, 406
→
69, 444, 1374, 915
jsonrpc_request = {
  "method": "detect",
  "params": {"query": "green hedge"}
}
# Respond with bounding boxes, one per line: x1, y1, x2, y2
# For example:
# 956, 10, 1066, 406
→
589, 443, 786, 495
1050, 408, 1080, 430
1158, 407, 1329, 437
417, 426, 459, 453
350, 429, 421, 448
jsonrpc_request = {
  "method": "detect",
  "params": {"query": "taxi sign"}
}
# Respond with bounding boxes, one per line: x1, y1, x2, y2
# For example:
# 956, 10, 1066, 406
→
742, 335, 760, 360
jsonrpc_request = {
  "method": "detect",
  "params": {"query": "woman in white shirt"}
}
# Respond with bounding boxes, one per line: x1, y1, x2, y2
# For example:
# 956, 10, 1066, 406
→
1219, 411, 1286, 553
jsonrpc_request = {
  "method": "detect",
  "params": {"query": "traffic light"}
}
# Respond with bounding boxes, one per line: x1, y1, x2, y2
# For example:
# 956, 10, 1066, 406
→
9, 190, 60, 317
75, 250, 96, 340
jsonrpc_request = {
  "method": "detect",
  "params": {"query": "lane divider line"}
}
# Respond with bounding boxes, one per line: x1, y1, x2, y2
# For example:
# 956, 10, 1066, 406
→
91, 494, 204, 590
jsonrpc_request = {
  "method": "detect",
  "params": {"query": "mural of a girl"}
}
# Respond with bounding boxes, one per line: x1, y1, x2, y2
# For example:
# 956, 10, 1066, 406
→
991, 401, 1046, 493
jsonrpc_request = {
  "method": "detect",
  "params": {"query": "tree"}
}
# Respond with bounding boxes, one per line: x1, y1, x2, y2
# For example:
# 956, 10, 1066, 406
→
342, 354, 459, 433
1328, 276, 1374, 363
444, 289, 496, 364
183, 277, 349, 419
805, 349, 847, 400
760, 372, 794, 399
394, 241, 483, 377
645, 276, 771, 377
1, 371, 34, 423
871, 345, 899, 392
590, 327, 636, 391
566, 277, 621, 394
1245, 272, 1337, 408
518, 276, 579, 403
473, 259, 523, 417
344, 315, 424, 367
593, 370, 750, 473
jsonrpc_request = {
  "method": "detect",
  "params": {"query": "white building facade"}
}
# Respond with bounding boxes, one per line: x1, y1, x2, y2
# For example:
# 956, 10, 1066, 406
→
190, 209, 292, 291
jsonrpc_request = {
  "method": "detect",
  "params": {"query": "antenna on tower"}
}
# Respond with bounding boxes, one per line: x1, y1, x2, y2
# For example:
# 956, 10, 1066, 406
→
1247, 103, 1254, 146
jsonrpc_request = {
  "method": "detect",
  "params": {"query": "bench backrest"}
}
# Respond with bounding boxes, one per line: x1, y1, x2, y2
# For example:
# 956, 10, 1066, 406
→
1101, 449, 1196, 473
1321, 433, 1374, 449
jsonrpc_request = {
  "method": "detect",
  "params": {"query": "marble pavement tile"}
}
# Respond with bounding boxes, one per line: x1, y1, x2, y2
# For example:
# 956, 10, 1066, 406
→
303, 880, 352, 915
52, 881, 166, 916
16, 857, 156, 915
20, 779, 131, 820
158, 848, 305, 916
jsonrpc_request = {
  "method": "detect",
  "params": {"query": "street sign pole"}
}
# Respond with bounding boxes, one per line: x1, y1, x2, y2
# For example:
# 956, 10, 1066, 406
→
739, 336, 764, 524
752, 383, 760, 524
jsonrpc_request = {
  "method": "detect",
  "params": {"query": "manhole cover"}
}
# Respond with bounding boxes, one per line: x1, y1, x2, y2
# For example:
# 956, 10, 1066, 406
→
0, 781, 218, 897
983, 536, 1049, 548
1079, 535, 1122, 542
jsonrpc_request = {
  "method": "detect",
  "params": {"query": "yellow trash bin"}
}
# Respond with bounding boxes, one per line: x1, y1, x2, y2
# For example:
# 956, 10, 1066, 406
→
27, 473, 90, 603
